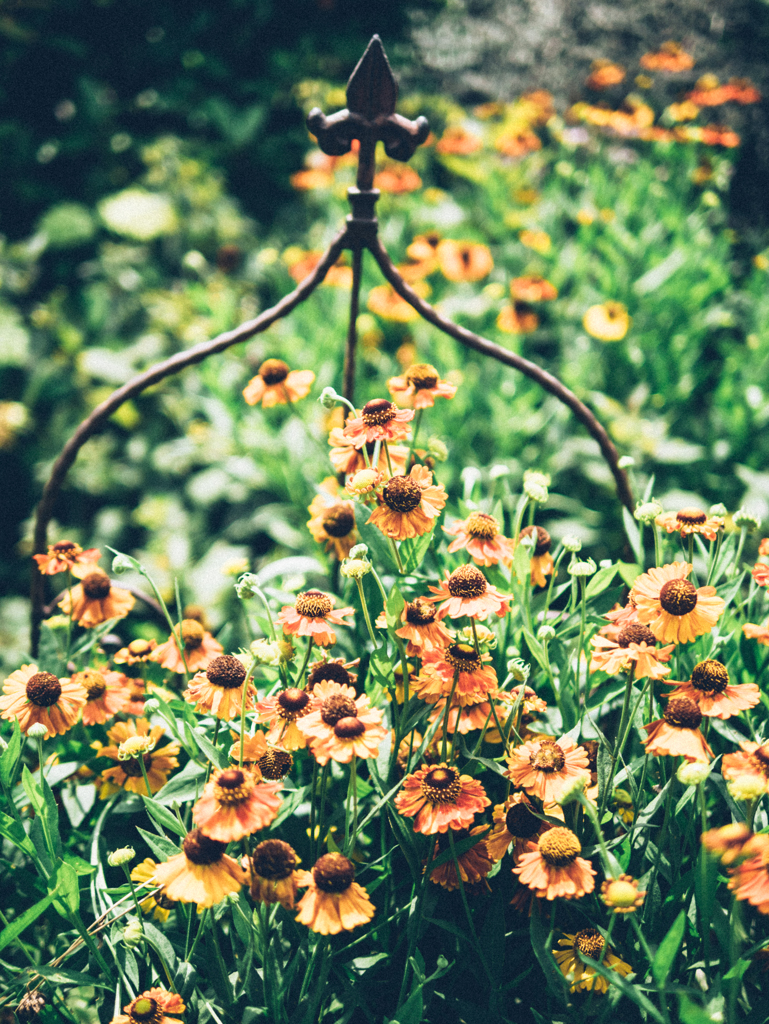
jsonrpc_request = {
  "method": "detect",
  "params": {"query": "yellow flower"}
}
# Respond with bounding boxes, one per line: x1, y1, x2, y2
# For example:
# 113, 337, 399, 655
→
553, 929, 633, 991
583, 301, 631, 341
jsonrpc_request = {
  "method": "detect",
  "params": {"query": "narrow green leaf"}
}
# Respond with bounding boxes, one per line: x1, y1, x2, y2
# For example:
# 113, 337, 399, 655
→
154, 760, 206, 806
585, 562, 617, 599
528, 901, 569, 1006
116, 943, 140, 988
400, 531, 434, 574
580, 954, 663, 1022
354, 503, 397, 572
52, 861, 80, 915
144, 919, 178, 971
723, 958, 750, 981
385, 585, 405, 629
141, 796, 187, 837
136, 826, 180, 861
193, 727, 229, 769
622, 508, 644, 566
32, 965, 111, 988
0, 812, 37, 859
0, 890, 58, 952
0, 719, 21, 789
651, 909, 686, 988
21, 765, 46, 817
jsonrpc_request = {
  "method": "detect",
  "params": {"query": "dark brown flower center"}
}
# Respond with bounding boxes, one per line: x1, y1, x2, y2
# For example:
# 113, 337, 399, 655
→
252, 838, 297, 880
183, 828, 226, 865
445, 642, 482, 674
531, 742, 566, 773
690, 660, 729, 694
52, 540, 78, 554
256, 747, 293, 780
206, 655, 247, 689
663, 696, 703, 729
382, 475, 422, 513
82, 572, 112, 599
659, 578, 698, 616
421, 765, 462, 804
677, 507, 707, 526
539, 826, 581, 866
259, 358, 289, 385
575, 927, 605, 958
447, 564, 487, 598
519, 524, 551, 556
406, 363, 439, 389
154, 890, 176, 910
26, 672, 62, 707
213, 768, 253, 805
505, 801, 541, 838
295, 590, 333, 618
321, 694, 358, 725
313, 852, 355, 893
72, 669, 107, 700
334, 716, 366, 739
307, 660, 353, 690
322, 504, 355, 538
180, 618, 205, 649
751, 745, 769, 777
277, 688, 310, 717
617, 624, 657, 648
361, 398, 396, 426
465, 511, 499, 540
123, 752, 153, 777
128, 997, 160, 1024
405, 597, 436, 625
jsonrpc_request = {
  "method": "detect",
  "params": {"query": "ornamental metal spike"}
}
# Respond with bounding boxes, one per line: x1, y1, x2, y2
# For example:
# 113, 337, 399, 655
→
346, 35, 397, 120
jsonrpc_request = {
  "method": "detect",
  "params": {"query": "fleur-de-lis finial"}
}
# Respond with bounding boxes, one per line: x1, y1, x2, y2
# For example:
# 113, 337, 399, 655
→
307, 35, 429, 193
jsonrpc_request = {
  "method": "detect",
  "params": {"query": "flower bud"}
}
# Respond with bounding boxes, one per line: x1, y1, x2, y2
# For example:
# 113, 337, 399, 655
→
561, 535, 582, 552
250, 638, 282, 666
340, 557, 371, 580
111, 552, 140, 576
347, 468, 381, 495
568, 557, 597, 577
537, 624, 556, 642
709, 502, 728, 517
108, 846, 136, 867
123, 919, 143, 949
43, 614, 71, 631
507, 658, 531, 683
348, 543, 369, 560
427, 437, 449, 462
458, 624, 497, 649
142, 698, 160, 714
727, 775, 767, 802
634, 500, 663, 524
556, 774, 587, 806
276, 639, 295, 663
118, 735, 155, 760
235, 573, 260, 600
319, 386, 340, 409
676, 760, 711, 787
734, 508, 761, 530
523, 469, 550, 503
27, 723, 49, 739
488, 464, 510, 479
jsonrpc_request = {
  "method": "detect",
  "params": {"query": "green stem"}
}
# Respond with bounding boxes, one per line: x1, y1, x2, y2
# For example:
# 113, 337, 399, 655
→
355, 578, 377, 644
653, 524, 663, 568
389, 538, 404, 574
187, 908, 209, 960
598, 668, 635, 821
296, 638, 314, 686
315, 763, 330, 860
407, 408, 423, 468
440, 668, 461, 762
345, 755, 359, 855
239, 663, 256, 768
384, 442, 394, 477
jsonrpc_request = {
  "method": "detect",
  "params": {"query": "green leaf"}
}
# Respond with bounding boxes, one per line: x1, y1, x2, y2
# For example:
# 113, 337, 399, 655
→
528, 900, 569, 1006
193, 727, 229, 769
354, 503, 397, 572
154, 760, 206, 806
270, 784, 309, 829
22, 764, 46, 817
0, 890, 58, 952
652, 909, 686, 988
52, 861, 80, 915
512, 537, 531, 586
0, 719, 21, 789
385, 586, 405, 629
116, 943, 140, 988
429, 828, 490, 871
136, 827, 180, 861
141, 796, 187, 837
585, 562, 617, 599
32, 965, 111, 988
580, 954, 663, 1022
400, 531, 434, 574
622, 508, 644, 566
143, 919, 178, 971
392, 985, 423, 1024
723, 958, 750, 981
0, 812, 38, 859
522, 627, 548, 672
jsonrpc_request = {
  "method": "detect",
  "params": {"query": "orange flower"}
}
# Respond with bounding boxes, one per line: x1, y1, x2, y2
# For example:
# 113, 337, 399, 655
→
427, 825, 493, 890
306, 657, 359, 692
399, 234, 441, 281
342, 398, 414, 447
517, 525, 554, 587
642, 696, 714, 761
497, 302, 539, 333
150, 619, 223, 674
367, 283, 423, 322
553, 930, 633, 992
192, 767, 282, 842
486, 792, 550, 862
506, 736, 591, 804
184, 655, 255, 720
444, 512, 515, 567
428, 696, 494, 739
436, 239, 493, 282
753, 563, 769, 587
633, 561, 725, 644
727, 836, 769, 914
307, 479, 357, 560
328, 425, 409, 476
70, 668, 131, 726
723, 742, 769, 794
100, 719, 180, 796
513, 827, 596, 900
277, 590, 354, 647
59, 569, 135, 628
428, 565, 511, 621
33, 540, 100, 575
254, 687, 313, 750
242, 358, 315, 407
655, 507, 724, 542
286, 250, 352, 287
586, 60, 626, 90
510, 276, 558, 302
414, 644, 498, 707
110, 988, 185, 1024
290, 168, 333, 190
374, 163, 421, 193
436, 125, 483, 155
759, 538, 769, 557
743, 621, 769, 646
368, 465, 447, 540
296, 683, 378, 758
640, 42, 694, 73
589, 623, 674, 680
295, 852, 375, 934
396, 762, 490, 834
0, 664, 86, 738
131, 859, 175, 922
393, 597, 453, 655
495, 130, 542, 158
687, 76, 761, 106
388, 363, 457, 409
664, 659, 760, 719
113, 638, 157, 666
702, 822, 754, 865
250, 839, 302, 909
583, 301, 630, 341
152, 829, 249, 909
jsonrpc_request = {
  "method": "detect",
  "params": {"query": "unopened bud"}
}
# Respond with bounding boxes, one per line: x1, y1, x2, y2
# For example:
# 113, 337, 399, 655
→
108, 846, 136, 867
618, 456, 635, 469
142, 698, 160, 714
319, 386, 340, 409
341, 557, 371, 580
427, 437, 449, 462
634, 501, 663, 524
111, 552, 141, 576
123, 919, 143, 949
562, 535, 582, 553
349, 543, 369, 560
734, 508, 761, 530
523, 469, 550, 503
556, 774, 587, 806
28, 723, 49, 739
250, 638, 282, 666
235, 573, 260, 600
727, 775, 767, 802
537, 624, 556, 642
676, 760, 711, 787
507, 657, 530, 683
568, 557, 597, 577
709, 502, 728, 517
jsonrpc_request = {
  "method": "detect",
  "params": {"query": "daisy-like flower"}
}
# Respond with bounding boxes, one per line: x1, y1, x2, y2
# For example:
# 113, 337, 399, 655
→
753, 563, 769, 587
184, 655, 255, 721
444, 511, 515, 567
387, 363, 457, 409
743, 621, 769, 646
327, 426, 409, 476
306, 657, 359, 692
368, 465, 447, 540
306, 480, 357, 560
486, 792, 550, 862
59, 569, 135, 628
413, 644, 498, 706
394, 762, 490, 835
485, 686, 548, 743
435, 125, 483, 155
600, 599, 639, 640
601, 874, 646, 914
427, 825, 494, 891
400, 232, 441, 280
254, 687, 314, 750
306, 702, 387, 766
664, 659, 760, 719
110, 989, 185, 1024
583, 302, 630, 342
723, 742, 769, 795
513, 827, 596, 900
642, 696, 714, 761
656, 507, 724, 542
34, 540, 101, 575
436, 239, 493, 282
114, 638, 158, 666
701, 822, 754, 864
250, 839, 302, 910
277, 590, 354, 647
374, 163, 421, 193
342, 398, 414, 448
496, 130, 542, 158
243, 358, 315, 408
553, 929, 633, 992
428, 696, 495, 739
130, 858, 176, 922
150, 618, 223, 674
632, 561, 724, 644
519, 229, 551, 254
0, 664, 86, 738
727, 834, 769, 914
589, 623, 674, 680
367, 283, 422, 322
428, 565, 511, 621
586, 59, 626, 90
506, 736, 591, 805
100, 719, 180, 796
192, 767, 282, 842
509, 276, 558, 302
392, 597, 453, 655
295, 852, 375, 935
70, 668, 130, 726
640, 41, 694, 73
152, 829, 249, 909
518, 526, 554, 587
497, 301, 539, 334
